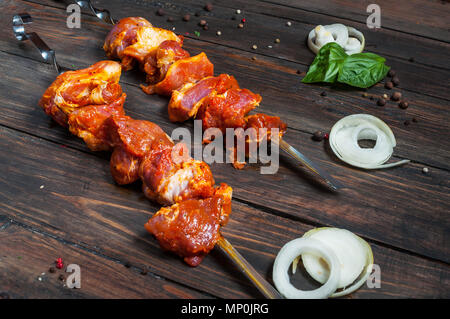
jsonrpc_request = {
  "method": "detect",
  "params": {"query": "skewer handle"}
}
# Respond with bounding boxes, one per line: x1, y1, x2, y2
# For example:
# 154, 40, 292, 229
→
12, 13, 62, 74
75, 0, 116, 25
217, 236, 283, 299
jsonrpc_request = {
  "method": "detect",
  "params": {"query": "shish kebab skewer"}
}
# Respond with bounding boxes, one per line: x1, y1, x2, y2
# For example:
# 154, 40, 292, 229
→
75, 4, 341, 190
13, 13, 282, 299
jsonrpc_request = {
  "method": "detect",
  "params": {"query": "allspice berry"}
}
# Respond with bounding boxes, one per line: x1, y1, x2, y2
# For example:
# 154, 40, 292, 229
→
391, 91, 402, 101
385, 81, 394, 89
312, 131, 325, 141
183, 14, 191, 22
399, 101, 409, 109
204, 3, 213, 11
392, 76, 400, 86
377, 98, 386, 106
388, 69, 396, 77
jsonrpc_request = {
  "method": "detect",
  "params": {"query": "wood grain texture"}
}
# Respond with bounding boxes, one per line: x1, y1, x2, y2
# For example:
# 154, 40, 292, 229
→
256, 0, 450, 42
1, 0, 449, 171
0, 126, 448, 298
23, 0, 450, 100
0, 0, 449, 299
0, 49, 449, 263
0, 223, 211, 299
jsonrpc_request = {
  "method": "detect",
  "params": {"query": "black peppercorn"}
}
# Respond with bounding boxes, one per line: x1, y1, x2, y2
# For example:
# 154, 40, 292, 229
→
183, 14, 191, 22
204, 3, 213, 11
312, 131, 325, 141
156, 8, 165, 16
392, 76, 400, 86
388, 69, 396, 77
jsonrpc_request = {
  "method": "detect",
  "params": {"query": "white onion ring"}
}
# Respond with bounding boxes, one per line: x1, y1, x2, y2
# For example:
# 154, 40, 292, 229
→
329, 114, 410, 169
307, 24, 365, 55
301, 228, 374, 298
273, 238, 340, 299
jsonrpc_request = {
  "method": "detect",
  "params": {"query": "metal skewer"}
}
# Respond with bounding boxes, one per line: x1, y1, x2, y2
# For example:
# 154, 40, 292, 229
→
13, 12, 282, 299
277, 138, 341, 191
216, 236, 283, 299
74, 0, 116, 25
13, 13, 64, 74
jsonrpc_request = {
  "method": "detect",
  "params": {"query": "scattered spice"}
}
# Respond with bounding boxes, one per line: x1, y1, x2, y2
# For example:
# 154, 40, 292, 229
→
422, 167, 429, 174
275, 38, 280, 43
391, 91, 402, 101
324, 133, 329, 140
238, 23, 244, 28
203, 25, 209, 31
252, 44, 257, 50
156, 8, 165, 16
236, 9, 241, 14
286, 21, 292, 27
252, 56, 257, 61
312, 131, 325, 141
55, 257, 63, 269
216, 30, 222, 36
399, 101, 409, 109
268, 45, 273, 49
199, 19, 207, 26
204, 3, 213, 11
0, 292, 10, 299
167, 17, 174, 22
377, 98, 386, 106
183, 14, 191, 22
296, 70, 302, 75
320, 91, 327, 97
362, 92, 368, 98
40, 185, 44, 189
241, 18, 246, 23
58, 274, 65, 281
384, 81, 393, 89
392, 76, 400, 86
382, 94, 388, 99
49, 267, 56, 274
388, 69, 396, 77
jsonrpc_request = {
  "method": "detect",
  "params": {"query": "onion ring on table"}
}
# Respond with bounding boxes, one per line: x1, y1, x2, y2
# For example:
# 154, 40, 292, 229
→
273, 238, 340, 299
329, 114, 410, 169
307, 24, 365, 55
298, 227, 374, 297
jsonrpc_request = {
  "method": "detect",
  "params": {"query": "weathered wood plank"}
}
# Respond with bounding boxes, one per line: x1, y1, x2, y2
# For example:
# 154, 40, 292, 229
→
256, 0, 450, 42
0, 126, 448, 298
22, 0, 450, 99
0, 50, 448, 263
1, 1, 449, 170
0, 222, 211, 299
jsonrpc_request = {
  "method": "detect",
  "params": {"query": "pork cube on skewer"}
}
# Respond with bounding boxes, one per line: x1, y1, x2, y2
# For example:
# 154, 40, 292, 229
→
145, 183, 232, 266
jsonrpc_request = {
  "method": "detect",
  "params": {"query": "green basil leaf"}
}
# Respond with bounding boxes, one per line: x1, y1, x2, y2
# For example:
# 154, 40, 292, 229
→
302, 43, 348, 83
337, 53, 390, 88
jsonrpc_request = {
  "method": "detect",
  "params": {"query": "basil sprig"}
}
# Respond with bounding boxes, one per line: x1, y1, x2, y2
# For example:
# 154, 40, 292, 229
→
302, 43, 390, 88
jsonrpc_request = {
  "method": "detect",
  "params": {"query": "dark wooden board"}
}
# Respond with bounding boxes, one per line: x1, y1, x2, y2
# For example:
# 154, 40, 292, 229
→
0, 50, 449, 264
2, 1, 450, 170
0, 126, 449, 298
0, 0, 449, 299
256, 0, 450, 42
0, 223, 211, 299
25, 0, 450, 100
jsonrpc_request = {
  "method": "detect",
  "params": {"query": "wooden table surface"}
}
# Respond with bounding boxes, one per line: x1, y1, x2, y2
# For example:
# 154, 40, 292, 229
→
0, 0, 449, 299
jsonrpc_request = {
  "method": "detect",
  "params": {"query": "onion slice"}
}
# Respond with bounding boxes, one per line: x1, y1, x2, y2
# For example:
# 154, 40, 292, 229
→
329, 114, 410, 169
298, 227, 374, 297
307, 24, 365, 55
273, 238, 340, 299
